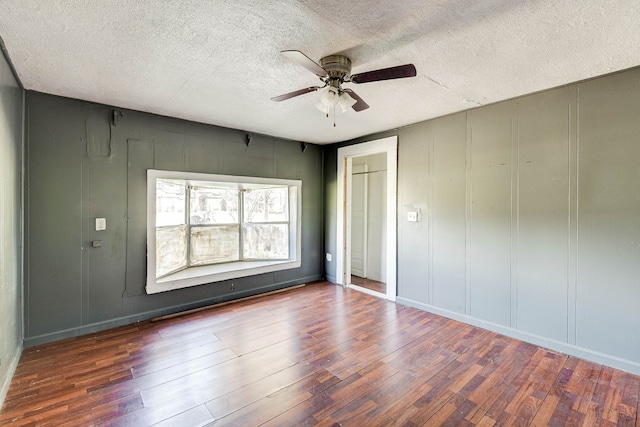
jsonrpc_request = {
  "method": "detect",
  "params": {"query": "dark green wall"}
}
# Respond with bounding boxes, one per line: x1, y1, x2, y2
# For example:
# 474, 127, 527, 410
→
24, 91, 323, 346
0, 48, 23, 405
324, 67, 640, 374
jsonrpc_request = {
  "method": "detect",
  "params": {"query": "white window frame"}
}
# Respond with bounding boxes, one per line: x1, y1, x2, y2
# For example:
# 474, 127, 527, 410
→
146, 169, 302, 294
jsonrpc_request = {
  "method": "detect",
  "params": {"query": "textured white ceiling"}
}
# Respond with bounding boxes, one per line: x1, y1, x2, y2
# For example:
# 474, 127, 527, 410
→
1, 1, 640, 144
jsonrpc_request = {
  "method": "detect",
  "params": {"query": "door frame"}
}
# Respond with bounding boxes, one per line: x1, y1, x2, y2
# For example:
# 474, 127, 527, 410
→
336, 136, 397, 301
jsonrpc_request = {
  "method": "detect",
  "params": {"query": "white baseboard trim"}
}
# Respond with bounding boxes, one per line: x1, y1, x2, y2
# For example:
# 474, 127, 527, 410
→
397, 297, 640, 376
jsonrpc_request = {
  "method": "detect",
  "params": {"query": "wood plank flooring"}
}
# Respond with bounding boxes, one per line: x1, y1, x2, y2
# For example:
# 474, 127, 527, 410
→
1, 281, 639, 426
350, 276, 386, 294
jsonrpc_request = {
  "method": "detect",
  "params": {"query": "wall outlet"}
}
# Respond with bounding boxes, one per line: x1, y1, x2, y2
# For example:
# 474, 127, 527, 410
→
326, 253, 332, 262
407, 211, 418, 222
230, 283, 235, 291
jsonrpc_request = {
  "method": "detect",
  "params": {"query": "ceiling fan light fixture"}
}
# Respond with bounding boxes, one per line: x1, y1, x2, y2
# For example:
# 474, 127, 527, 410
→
338, 91, 357, 112
319, 86, 340, 108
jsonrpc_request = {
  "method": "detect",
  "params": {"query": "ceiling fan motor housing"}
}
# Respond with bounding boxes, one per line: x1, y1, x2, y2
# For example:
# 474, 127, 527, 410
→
320, 55, 352, 84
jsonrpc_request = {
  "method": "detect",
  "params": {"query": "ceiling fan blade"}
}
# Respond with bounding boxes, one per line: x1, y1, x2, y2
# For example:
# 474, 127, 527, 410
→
281, 50, 327, 77
271, 86, 320, 102
343, 89, 369, 112
350, 64, 417, 84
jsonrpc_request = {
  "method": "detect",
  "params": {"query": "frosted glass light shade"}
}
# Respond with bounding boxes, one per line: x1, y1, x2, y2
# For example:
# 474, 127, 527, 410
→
319, 86, 339, 107
338, 92, 357, 112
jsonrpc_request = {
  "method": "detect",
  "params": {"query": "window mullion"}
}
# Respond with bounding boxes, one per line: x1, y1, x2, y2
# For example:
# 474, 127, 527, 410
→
186, 185, 192, 267
239, 190, 244, 261
288, 186, 292, 259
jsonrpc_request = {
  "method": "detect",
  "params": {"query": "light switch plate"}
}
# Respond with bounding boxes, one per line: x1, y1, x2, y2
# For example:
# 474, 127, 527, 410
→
95, 217, 106, 231
407, 212, 418, 222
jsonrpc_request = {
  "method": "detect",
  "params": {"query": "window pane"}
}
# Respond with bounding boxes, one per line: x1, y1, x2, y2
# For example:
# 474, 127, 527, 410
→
156, 225, 187, 277
243, 187, 289, 223
157, 180, 185, 226
190, 187, 238, 225
190, 225, 240, 265
242, 224, 289, 259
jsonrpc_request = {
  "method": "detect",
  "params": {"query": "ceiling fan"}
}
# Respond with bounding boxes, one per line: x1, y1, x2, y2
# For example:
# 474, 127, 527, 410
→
272, 50, 417, 115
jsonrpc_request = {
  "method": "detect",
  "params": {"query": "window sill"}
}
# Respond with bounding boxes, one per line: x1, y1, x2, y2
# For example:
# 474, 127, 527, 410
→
146, 259, 301, 294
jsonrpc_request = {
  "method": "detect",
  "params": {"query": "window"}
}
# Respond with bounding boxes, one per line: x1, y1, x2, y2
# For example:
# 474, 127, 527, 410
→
147, 170, 302, 294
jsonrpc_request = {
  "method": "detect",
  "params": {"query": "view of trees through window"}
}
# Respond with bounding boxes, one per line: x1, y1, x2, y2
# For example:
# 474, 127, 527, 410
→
155, 179, 290, 278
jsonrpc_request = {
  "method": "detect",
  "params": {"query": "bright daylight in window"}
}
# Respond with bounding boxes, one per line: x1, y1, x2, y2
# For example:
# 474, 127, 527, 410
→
146, 170, 301, 294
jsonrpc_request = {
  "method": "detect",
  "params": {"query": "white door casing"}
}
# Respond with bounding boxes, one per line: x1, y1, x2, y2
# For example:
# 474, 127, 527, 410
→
336, 136, 397, 301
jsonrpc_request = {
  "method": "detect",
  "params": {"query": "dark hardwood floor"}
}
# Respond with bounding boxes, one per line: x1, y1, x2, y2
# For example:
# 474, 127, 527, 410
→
1, 281, 639, 426
350, 275, 386, 294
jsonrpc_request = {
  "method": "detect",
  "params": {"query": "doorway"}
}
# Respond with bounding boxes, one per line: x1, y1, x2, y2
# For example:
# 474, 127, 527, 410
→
336, 136, 397, 301
350, 153, 387, 295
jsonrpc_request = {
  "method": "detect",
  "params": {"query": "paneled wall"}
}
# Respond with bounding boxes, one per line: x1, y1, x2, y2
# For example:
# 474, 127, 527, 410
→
24, 92, 323, 346
325, 67, 640, 374
0, 50, 23, 405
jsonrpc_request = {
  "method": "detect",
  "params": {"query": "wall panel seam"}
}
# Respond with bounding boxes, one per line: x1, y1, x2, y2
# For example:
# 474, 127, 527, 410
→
428, 132, 434, 305
512, 111, 519, 329
465, 113, 472, 315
